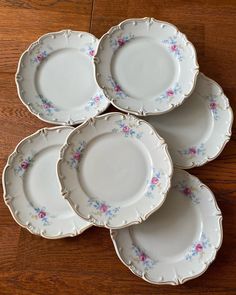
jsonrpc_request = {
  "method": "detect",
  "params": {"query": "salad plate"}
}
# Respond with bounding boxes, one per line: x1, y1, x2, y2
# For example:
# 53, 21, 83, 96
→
16, 30, 110, 125
57, 112, 173, 229
2, 126, 92, 239
94, 17, 199, 116
111, 169, 222, 285
146, 73, 233, 169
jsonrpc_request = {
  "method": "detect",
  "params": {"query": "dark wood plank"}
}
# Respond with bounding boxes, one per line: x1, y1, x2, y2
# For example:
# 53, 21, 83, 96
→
0, 0, 92, 13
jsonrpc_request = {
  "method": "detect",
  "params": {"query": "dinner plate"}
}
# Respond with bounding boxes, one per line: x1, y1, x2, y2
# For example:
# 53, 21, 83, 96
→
111, 169, 222, 285
94, 17, 199, 116
57, 112, 173, 229
145, 73, 233, 169
2, 126, 92, 239
16, 30, 110, 125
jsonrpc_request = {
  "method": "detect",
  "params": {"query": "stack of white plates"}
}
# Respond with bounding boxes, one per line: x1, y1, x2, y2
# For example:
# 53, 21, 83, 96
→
3, 17, 233, 285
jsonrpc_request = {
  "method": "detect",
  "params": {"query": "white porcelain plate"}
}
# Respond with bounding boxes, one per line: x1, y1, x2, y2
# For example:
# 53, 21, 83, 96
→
57, 112, 173, 229
16, 30, 110, 125
94, 17, 199, 116
146, 73, 233, 169
111, 169, 222, 285
2, 127, 92, 239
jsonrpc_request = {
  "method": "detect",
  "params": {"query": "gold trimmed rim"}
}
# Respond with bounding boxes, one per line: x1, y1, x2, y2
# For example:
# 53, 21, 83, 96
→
2, 126, 93, 239
94, 17, 199, 116
57, 111, 174, 229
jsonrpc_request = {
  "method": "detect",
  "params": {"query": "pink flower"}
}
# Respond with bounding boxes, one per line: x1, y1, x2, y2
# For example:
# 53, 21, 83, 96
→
189, 147, 197, 155
89, 49, 95, 56
21, 160, 29, 170
38, 211, 46, 219
94, 96, 100, 103
118, 38, 125, 47
171, 44, 177, 52
140, 252, 147, 261
37, 54, 44, 62
73, 151, 81, 160
167, 89, 174, 96
210, 102, 217, 110
195, 243, 203, 252
183, 187, 191, 196
122, 126, 130, 133
151, 177, 159, 185
43, 103, 51, 109
114, 85, 121, 92
100, 203, 108, 213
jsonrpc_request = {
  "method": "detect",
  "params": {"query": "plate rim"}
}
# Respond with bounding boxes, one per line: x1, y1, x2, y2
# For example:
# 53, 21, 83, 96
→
110, 169, 223, 285
15, 29, 110, 126
173, 72, 234, 169
181, 72, 234, 169
94, 17, 199, 116
2, 126, 93, 239
57, 111, 173, 229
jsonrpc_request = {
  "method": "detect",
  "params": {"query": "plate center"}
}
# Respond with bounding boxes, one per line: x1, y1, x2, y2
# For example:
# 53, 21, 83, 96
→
35, 48, 97, 110
24, 145, 74, 219
78, 133, 151, 205
147, 94, 214, 147
111, 37, 178, 101
131, 189, 201, 262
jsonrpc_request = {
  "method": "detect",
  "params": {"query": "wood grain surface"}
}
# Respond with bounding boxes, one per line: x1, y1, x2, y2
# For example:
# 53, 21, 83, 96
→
0, 1, 235, 294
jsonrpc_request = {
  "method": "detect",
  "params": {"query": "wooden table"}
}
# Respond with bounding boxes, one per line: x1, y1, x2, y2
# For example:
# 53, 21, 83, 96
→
0, 1, 235, 294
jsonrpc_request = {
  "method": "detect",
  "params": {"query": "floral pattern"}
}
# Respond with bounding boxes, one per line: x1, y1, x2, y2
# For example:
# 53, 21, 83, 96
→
31, 49, 48, 64
163, 36, 183, 61
112, 120, 143, 139
145, 168, 161, 198
68, 141, 86, 168
178, 143, 206, 159
185, 233, 211, 261
132, 244, 156, 271
208, 95, 221, 120
156, 83, 182, 102
30, 206, 54, 226
88, 199, 120, 221
85, 92, 105, 111
14, 156, 33, 177
107, 76, 127, 99
174, 180, 200, 204
110, 33, 134, 50
80, 44, 95, 59
36, 95, 59, 116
